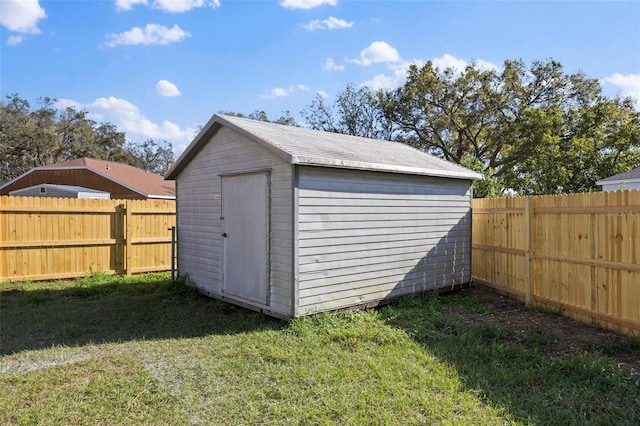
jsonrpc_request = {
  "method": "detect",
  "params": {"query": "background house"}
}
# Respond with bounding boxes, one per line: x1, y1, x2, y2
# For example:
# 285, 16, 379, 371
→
0, 158, 175, 200
9, 184, 110, 199
597, 167, 640, 192
165, 114, 482, 318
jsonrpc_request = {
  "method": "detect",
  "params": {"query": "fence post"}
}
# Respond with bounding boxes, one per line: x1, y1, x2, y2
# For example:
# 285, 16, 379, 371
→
168, 225, 176, 282
115, 203, 125, 273
125, 200, 132, 276
524, 196, 535, 306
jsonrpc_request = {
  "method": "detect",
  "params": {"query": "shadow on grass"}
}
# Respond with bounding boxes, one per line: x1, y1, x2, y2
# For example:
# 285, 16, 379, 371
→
0, 274, 284, 356
380, 291, 640, 425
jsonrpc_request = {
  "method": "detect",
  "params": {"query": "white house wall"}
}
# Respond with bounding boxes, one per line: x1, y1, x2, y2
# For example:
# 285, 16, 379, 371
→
176, 126, 293, 317
11, 186, 75, 198
602, 181, 640, 192
296, 166, 472, 314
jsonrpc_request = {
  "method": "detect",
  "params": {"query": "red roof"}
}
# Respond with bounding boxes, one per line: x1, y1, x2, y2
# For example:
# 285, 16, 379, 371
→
40, 158, 175, 198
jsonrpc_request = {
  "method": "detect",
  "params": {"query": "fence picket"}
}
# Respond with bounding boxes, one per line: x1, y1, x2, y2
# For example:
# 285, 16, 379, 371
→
0, 196, 175, 282
473, 190, 640, 334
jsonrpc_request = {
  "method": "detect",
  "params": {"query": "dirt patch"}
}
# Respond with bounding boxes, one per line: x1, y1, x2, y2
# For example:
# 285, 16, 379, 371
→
450, 284, 640, 374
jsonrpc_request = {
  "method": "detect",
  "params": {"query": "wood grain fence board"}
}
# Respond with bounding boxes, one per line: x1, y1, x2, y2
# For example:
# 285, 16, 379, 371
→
473, 190, 640, 334
0, 196, 175, 282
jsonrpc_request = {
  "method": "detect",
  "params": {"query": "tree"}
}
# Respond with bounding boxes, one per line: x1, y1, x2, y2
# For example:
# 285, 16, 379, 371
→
503, 96, 640, 194
0, 94, 174, 181
301, 59, 640, 196
302, 84, 396, 140
218, 110, 299, 126
0, 95, 58, 180
127, 139, 175, 176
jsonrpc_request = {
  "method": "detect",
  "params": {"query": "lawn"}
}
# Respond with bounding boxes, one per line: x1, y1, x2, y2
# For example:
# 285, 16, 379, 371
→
1, 273, 638, 425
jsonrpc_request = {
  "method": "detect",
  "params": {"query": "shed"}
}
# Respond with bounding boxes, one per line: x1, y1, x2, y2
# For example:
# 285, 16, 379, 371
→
165, 114, 482, 318
9, 184, 111, 199
596, 167, 640, 192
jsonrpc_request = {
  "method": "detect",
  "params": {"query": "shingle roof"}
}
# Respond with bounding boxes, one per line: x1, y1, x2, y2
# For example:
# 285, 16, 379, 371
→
166, 114, 483, 181
596, 167, 640, 184
39, 158, 175, 198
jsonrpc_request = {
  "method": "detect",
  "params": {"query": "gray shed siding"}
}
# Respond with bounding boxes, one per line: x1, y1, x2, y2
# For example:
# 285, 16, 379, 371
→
175, 127, 294, 317
296, 166, 472, 314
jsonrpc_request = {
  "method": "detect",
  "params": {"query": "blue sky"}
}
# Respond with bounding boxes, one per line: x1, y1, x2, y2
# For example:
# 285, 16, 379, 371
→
1, 0, 639, 155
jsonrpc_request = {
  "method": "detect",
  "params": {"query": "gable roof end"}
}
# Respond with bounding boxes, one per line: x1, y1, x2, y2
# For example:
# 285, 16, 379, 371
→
596, 167, 640, 185
166, 114, 482, 181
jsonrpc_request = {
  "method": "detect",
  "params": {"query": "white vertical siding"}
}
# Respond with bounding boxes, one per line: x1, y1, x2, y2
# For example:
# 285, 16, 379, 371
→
176, 127, 293, 317
296, 166, 472, 314
602, 181, 640, 192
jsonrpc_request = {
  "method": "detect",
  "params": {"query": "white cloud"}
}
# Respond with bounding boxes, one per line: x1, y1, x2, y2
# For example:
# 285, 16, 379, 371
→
602, 73, 640, 105
362, 60, 423, 90
323, 58, 344, 71
262, 84, 310, 99
317, 90, 329, 98
102, 24, 191, 47
56, 96, 196, 153
474, 58, 499, 72
115, 0, 147, 11
116, 0, 220, 12
263, 87, 291, 98
156, 80, 182, 97
302, 16, 353, 31
348, 41, 401, 66
302, 20, 323, 31
362, 74, 396, 91
431, 53, 468, 73
324, 16, 352, 29
280, 0, 336, 9
430, 54, 499, 74
152, 0, 220, 13
360, 54, 498, 90
7, 35, 24, 46
0, 0, 46, 34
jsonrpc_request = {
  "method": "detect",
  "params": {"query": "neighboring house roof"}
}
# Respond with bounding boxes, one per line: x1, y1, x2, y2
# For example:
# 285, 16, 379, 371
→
2, 158, 175, 199
596, 167, 640, 185
166, 114, 483, 181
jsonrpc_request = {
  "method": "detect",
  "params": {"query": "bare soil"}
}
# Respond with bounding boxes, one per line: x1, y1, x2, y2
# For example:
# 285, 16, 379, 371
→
453, 284, 640, 375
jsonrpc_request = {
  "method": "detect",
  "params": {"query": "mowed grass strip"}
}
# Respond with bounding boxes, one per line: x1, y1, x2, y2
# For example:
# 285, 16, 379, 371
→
1, 273, 639, 425
0, 355, 184, 425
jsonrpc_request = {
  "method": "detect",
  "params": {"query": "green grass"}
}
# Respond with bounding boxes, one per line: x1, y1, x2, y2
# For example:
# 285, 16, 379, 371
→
1, 274, 639, 425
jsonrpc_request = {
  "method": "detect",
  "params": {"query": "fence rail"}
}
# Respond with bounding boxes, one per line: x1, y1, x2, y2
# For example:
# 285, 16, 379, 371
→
0, 196, 176, 282
472, 190, 640, 334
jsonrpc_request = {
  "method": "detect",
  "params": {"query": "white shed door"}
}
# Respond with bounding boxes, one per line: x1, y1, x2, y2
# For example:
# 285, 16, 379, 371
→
221, 172, 269, 305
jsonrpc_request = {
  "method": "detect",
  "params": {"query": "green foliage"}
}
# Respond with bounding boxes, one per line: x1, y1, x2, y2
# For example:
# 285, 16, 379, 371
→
302, 83, 397, 140
301, 58, 640, 196
219, 109, 298, 126
0, 94, 175, 181
125, 138, 175, 175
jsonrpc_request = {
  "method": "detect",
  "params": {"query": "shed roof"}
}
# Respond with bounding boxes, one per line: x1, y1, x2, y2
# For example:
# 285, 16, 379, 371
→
166, 114, 483, 181
596, 167, 640, 185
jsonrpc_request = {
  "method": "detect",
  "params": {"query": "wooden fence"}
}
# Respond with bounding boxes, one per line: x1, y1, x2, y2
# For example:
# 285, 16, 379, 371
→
0, 196, 176, 282
472, 190, 640, 334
